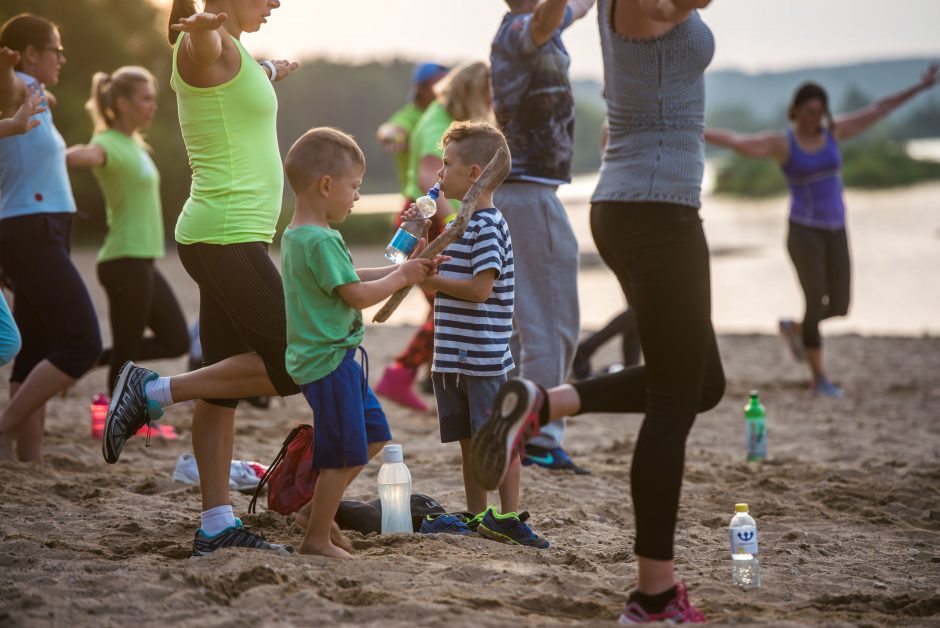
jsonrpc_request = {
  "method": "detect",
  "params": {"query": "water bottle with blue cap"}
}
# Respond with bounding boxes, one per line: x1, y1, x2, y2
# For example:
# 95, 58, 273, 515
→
384, 183, 440, 263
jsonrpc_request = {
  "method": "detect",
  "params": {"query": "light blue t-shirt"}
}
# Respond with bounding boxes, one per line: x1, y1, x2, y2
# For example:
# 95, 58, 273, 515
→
0, 73, 77, 220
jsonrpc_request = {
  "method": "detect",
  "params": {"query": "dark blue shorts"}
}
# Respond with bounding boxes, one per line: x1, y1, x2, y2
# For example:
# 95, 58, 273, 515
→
301, 348, 391, 469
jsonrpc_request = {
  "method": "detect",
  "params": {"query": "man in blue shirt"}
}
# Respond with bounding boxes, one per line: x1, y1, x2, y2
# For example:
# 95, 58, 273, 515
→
490, 0, 595, 474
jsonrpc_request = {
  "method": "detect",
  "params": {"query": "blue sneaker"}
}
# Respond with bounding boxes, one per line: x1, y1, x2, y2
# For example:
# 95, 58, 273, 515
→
419, 513, 475, 536
523, 445, 591, 475
814, 377, 844, 398
477, 507, 550, 549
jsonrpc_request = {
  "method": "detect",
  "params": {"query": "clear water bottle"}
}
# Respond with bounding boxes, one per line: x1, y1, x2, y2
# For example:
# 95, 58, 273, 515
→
377, 444, 413, 533
730, 503, 761, 588
745, 390, 767, 462
384, 183, 441, 263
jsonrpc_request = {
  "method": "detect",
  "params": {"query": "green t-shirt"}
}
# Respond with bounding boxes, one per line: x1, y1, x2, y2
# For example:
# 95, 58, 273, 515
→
90, 129, 164, 262
387, 103, 423, 196
171, 35, 284, 245
404, 101, 459, 210
281, 225, 364, 385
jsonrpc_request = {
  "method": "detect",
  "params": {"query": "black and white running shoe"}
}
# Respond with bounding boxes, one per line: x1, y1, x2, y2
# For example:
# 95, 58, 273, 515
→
471, 378, 546, 490
192, 521, 294, 557
102, 361, 162, 464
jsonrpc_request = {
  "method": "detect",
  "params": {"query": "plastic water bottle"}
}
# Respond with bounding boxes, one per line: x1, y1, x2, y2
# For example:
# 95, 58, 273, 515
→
377, 444, 413, 533
730, 503, 761, 588
90, 394, 109, 439
745, 390, 767, 462
384, 183, 440, 263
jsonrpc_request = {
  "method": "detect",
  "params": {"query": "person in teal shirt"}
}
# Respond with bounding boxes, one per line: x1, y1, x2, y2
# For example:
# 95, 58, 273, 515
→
67, 66, 188, 391
280, 127, 442, 558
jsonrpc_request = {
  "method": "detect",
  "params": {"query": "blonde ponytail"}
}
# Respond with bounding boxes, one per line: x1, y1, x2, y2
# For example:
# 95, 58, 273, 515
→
85, 66, 157, 145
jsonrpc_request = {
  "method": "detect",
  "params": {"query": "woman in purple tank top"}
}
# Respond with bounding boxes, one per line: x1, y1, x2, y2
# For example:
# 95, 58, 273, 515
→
706, 64, 937, 397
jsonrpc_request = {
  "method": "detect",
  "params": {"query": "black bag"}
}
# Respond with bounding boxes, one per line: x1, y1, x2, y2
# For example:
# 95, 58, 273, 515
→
335, 493, 448, 534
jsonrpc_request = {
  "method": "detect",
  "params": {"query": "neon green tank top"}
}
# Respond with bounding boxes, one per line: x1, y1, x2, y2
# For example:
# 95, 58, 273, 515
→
171, 35, 284, 245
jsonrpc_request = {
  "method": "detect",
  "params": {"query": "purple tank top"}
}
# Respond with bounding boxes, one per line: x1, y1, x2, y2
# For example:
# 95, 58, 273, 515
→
781, 129, 846, 229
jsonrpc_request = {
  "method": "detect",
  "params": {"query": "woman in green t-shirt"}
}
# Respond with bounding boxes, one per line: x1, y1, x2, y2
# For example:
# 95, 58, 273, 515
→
67, 66, 188, 392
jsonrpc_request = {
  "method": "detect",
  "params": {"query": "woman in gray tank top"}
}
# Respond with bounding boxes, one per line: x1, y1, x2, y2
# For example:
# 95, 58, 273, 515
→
472, 0, 723, 623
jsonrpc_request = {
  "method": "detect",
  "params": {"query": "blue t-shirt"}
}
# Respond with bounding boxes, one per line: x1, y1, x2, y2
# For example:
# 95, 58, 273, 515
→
0, 73, 76, 219
491, 7, 575, 185
433, 208, 515, 376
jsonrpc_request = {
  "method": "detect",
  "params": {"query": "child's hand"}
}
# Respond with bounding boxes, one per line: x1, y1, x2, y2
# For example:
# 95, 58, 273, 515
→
427, 254, 451, 277
401, 203, 431, 223
398, 258, 434, 284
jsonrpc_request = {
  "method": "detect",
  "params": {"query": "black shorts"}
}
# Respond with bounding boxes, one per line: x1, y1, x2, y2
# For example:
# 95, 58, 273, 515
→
177, 242, 299, 407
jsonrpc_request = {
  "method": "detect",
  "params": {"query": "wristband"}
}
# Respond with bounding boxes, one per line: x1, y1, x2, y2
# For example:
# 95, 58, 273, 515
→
259, 60, 277, 82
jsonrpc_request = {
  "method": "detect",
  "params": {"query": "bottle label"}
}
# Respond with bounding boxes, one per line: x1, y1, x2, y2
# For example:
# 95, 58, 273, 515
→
389, 228, 419, 255
746, 418, 767, 461
730, 525, 758, 555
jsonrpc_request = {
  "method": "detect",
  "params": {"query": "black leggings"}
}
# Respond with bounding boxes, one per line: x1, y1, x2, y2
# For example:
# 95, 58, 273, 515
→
177, 242, 299, 407
786, 222, 850, 349
573, 201, 725, 561
96, 258, 189, 390
0, 213, 101, 383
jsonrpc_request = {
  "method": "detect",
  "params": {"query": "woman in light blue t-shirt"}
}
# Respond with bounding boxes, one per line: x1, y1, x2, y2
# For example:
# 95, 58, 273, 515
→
0, 14, 102, 463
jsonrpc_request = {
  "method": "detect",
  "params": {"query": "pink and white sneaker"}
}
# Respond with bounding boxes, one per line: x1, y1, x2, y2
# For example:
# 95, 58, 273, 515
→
618, 583, 706, 624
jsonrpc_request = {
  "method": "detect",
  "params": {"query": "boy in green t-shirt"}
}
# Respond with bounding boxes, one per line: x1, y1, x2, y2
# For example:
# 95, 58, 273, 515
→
281, 127, 445, 558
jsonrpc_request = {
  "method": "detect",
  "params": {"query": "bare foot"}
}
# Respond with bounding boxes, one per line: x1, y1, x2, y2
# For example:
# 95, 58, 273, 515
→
298, 539, 353, 559
0, 432, 14, 462
331, 520, 353, 552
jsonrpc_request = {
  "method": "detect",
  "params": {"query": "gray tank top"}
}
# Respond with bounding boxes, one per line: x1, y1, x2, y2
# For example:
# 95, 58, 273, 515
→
592, 0, 714, 208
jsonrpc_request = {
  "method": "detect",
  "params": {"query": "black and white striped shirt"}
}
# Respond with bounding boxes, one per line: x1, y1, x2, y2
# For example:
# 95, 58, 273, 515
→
432, 208, 515, 376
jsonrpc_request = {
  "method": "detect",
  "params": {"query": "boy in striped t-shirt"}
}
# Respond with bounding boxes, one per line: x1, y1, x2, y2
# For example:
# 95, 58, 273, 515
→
410, 121, 548, 548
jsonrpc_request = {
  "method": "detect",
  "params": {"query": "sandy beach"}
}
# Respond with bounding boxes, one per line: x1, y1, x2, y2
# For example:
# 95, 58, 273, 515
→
1, 182, 939, 626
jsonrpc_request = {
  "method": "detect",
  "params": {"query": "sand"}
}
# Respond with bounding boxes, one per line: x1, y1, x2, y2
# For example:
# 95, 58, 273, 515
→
1, 250, 939, 627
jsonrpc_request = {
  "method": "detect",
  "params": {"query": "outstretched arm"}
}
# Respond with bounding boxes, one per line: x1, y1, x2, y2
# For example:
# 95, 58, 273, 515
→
170, 12, 228, 67
705, 129, 788, 163
337, 258, 434, 310
66, 143, 106, 169
531, 0, 574, 46
0, 47, 25, 117
835, 63, 938, 143
0, 93, 44, 139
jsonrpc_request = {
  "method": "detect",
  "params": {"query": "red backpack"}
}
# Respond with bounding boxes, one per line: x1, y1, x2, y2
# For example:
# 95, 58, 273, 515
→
249, 424, 319, 516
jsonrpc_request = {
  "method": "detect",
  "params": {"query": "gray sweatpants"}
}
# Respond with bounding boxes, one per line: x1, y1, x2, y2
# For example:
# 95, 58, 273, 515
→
495, 181, 580, 449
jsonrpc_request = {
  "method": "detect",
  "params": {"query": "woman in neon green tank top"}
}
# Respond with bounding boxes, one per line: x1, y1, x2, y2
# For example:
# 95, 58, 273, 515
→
67, 66, 189, 393
102, 0, 300, 556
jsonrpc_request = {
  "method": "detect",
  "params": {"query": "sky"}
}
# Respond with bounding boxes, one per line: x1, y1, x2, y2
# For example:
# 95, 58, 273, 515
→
152, 0, 940, 80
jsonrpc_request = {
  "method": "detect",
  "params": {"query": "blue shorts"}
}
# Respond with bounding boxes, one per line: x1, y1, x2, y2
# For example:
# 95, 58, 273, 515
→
301, 348, 391, 469
432, 372, 507, 443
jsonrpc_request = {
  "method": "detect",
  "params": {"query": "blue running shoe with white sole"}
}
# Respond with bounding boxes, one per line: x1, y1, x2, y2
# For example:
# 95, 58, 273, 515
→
477, 507, 549, 549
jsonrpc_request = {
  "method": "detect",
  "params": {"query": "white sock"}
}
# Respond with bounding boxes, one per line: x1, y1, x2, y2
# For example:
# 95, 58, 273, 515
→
201, 504, 237, 537
144, 377, 174, 408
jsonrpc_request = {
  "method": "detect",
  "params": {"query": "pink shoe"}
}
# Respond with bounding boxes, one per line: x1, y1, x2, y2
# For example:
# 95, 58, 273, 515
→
374, 364, 428, 411
134, 423, 179, 440
618, 583, 706, 624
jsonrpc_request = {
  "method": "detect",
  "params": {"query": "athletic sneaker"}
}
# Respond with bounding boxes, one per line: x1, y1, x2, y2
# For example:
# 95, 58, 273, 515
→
172, 454, 267, 492
471, 378, 546, 490
523, 444, 592, 475
477, 507, 549, 549
419, 513, 475, 536
814, 377, 844, 398
192, 518, 294, 557
461, 510, 486, 532
778, 319, 806, 362
103, 361, 163, 464
617, 582, 706, 624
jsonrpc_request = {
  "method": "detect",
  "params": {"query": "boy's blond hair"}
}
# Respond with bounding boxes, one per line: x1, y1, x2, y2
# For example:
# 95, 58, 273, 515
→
285, 127, 366, 194
441, 121, 512, 192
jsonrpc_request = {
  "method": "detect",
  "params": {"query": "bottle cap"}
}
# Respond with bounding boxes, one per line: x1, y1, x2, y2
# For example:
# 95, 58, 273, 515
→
427, 183, 440, 200
749, 390, 759, 398
382, 444, 404, 463
735, 503, 749, 512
